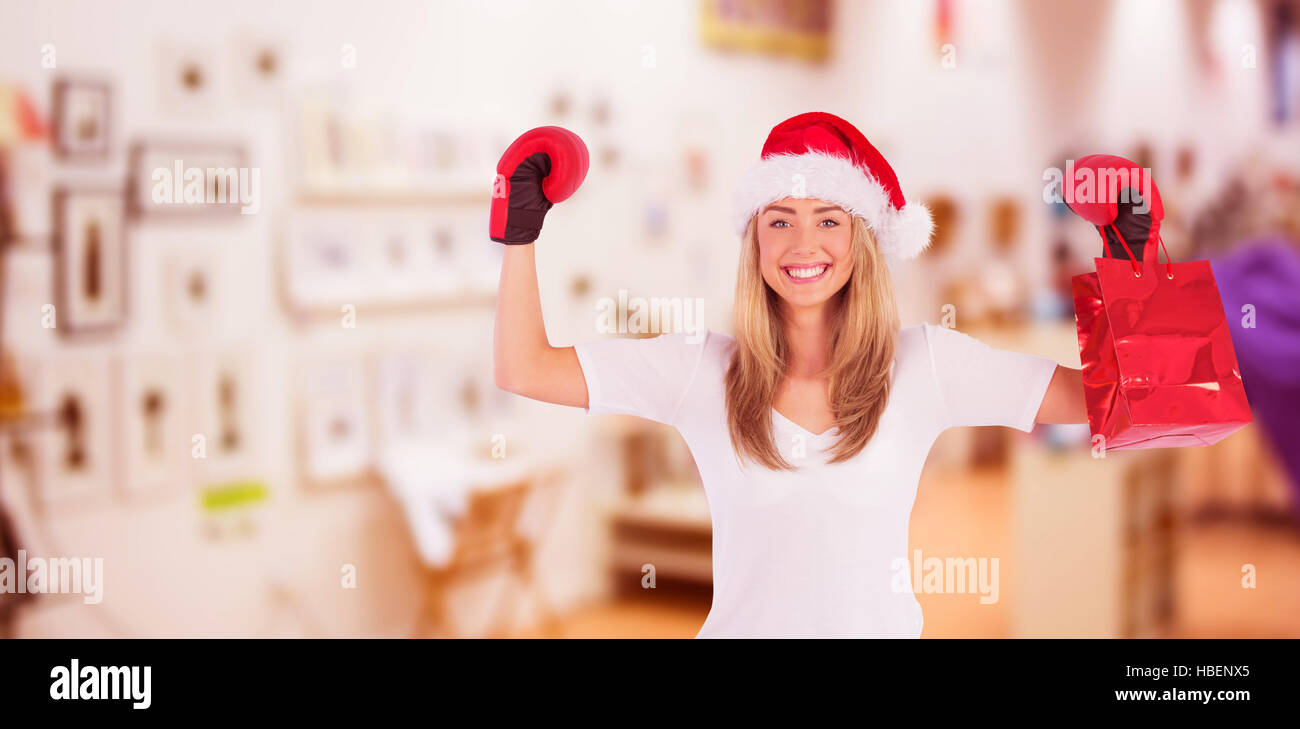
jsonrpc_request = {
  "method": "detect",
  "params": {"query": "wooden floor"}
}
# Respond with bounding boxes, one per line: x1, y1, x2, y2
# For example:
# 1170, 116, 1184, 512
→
512, 469, 1300, 639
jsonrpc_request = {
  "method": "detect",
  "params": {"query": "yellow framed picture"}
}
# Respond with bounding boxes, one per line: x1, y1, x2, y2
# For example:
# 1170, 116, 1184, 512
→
699, 0, 833, 63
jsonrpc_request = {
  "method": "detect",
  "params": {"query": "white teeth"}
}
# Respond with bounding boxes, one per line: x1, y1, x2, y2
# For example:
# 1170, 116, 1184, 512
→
786, 265, 828, 279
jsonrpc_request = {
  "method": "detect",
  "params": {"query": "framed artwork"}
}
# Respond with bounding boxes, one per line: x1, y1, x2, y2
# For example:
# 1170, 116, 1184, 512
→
232, 31, 287, 104
26, 354, 117, 509
192, 351, 261, 484
428, 209, 498, 296
373, 349, 439, 444
52, 186, 128, 337
121, 353, 191, 498
162, 244, 220, 335
156, 41, 218, 116
52, 77, 111, 161
284, 212, 367, 311
699, 0, 833, 63
453, 353, 512, 426
298, 356, 371, 486
425, 219, 461, 296
366, 218, 433, 302
128, 140, 249, 219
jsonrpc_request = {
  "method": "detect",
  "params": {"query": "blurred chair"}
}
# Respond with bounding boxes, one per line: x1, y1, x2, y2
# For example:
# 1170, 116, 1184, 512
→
412, 470, 563, 638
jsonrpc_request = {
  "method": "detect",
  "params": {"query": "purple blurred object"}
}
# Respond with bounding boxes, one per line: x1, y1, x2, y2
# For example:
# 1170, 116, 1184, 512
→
1210, 237, 1300, 516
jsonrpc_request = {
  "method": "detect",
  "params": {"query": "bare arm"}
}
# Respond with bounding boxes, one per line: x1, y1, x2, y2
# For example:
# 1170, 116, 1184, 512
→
1035, 365, 1088, 424
493, 243, 589, 408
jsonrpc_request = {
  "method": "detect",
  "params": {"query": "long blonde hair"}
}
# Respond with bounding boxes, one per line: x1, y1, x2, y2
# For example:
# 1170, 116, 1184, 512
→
724, 215, 899, 470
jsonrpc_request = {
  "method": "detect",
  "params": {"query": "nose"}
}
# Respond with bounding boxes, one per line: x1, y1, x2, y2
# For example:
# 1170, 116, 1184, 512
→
791, 226, 818, 256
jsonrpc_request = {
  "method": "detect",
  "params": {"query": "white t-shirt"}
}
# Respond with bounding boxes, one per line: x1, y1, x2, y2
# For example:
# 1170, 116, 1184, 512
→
574, 323, 1058, 638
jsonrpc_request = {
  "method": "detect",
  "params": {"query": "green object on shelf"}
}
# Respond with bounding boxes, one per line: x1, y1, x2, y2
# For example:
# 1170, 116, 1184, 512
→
200, 481, 269, 512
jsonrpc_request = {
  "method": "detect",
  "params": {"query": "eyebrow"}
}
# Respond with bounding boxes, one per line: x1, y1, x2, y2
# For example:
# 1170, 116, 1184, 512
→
763, 204, 844, 214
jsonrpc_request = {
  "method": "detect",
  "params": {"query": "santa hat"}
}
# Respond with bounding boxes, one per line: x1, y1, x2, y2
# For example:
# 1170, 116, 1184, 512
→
732, 112, 933, 264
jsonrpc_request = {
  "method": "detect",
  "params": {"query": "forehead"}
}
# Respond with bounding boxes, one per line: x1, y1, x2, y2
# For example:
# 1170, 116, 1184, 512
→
761, 198, 846, 214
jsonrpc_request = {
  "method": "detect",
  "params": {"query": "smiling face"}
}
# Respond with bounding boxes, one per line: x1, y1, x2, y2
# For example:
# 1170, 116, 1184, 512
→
756, 197, 855, 312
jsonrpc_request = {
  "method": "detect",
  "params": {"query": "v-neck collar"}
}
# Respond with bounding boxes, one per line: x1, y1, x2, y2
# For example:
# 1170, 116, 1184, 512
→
771, 408, 839, 439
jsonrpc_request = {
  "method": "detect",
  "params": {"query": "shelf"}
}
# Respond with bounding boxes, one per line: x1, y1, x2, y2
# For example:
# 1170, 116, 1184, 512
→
284, 290, 496, 318
296, 186, 488, 207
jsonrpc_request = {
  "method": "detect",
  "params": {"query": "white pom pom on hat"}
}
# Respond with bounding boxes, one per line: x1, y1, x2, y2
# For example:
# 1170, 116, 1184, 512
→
732, 111, 934, 265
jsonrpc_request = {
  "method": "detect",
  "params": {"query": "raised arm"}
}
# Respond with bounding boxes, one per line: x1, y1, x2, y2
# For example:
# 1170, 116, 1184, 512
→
489, 127, 591, 409
493, 243, 588, 408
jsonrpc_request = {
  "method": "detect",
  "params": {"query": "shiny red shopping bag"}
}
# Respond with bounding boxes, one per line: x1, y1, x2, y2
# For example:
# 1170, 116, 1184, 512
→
1071, 232, 1252, 450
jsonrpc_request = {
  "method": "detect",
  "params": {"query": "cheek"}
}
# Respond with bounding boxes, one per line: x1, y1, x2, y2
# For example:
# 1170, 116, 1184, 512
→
825, 231, 855, 288
756, 231, 785, 270
827, 228, 854, 270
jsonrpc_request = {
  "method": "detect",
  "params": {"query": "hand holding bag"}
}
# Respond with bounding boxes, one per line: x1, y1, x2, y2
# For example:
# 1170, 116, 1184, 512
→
1069, 162, 1252, 450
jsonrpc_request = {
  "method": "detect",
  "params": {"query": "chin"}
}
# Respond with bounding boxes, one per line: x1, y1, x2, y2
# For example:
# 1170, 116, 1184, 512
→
768, 268, 847, 308
784, 290, 837, 309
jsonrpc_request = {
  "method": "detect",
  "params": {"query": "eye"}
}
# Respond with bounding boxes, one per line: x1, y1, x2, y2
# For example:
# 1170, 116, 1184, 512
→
769, 219, 791, 228
819, 218, 840, 227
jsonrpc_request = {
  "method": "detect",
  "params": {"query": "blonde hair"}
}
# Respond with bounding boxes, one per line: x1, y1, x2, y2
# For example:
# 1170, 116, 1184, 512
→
724, 216, 899, 470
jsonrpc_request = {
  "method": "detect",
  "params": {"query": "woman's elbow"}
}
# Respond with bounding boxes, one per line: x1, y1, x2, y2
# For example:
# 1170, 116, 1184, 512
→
493, 358, 525, 395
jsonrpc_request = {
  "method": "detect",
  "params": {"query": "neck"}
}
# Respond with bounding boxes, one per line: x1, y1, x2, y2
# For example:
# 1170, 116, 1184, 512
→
779, 299, 836, 378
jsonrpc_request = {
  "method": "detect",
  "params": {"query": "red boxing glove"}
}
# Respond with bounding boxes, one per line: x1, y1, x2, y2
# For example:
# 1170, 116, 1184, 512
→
489, 126, 589, 244
1064, 154, 1164, 262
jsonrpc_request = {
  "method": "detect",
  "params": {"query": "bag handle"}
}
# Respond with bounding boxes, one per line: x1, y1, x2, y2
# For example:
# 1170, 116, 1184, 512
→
1100, 225, 1175, 280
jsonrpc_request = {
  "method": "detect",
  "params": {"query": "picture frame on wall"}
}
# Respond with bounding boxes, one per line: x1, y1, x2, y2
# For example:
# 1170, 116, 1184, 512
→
366, 218, 430, 303
699, 0, 833, 63
373, 348, 439, 445
128, 140, 249, 219
52, 77, 111, 161
121, 352, 192, 498
24, 354, 118, 510
156, 41, 219, 117
297, 355, 371, 488
192, 350, 262, 484
283, 211, 367, 312
161, 246, 222, 338
52, 186, 128, 338
427, 219, 462, 296
232, 31, 288, 105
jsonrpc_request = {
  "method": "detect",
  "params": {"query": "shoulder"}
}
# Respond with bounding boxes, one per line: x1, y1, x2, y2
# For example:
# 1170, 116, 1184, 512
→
703, 330, 736, 358
652, 330, 731, 404
649, 330, 736, 388
662, 330, 734, 377
898, 324, 929, 350
642, 330, 729, 354
900, 322, 982, 360
896, 323, 939, 365
696, 330, 736, 373
646, 329, 733, 355
893, 323, 977, 385
632, 329, 731, 376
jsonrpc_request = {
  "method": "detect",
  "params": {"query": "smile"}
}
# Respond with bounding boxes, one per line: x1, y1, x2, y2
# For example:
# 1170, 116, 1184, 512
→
781, 263, 830, 283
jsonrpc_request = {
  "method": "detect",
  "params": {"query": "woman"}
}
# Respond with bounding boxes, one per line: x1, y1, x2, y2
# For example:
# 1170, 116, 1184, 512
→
494, 112, 1087, 638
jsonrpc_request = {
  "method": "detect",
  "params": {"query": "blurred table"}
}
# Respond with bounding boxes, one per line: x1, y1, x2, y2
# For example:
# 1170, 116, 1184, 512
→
1012, 444, 1176, 638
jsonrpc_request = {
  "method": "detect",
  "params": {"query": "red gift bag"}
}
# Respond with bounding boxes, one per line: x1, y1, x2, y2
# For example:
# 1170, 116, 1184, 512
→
1072, 229, 1252, 450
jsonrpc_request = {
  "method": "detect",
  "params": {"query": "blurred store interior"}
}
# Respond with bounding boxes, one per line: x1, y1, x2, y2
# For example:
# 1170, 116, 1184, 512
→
1, 0, 1298, 637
